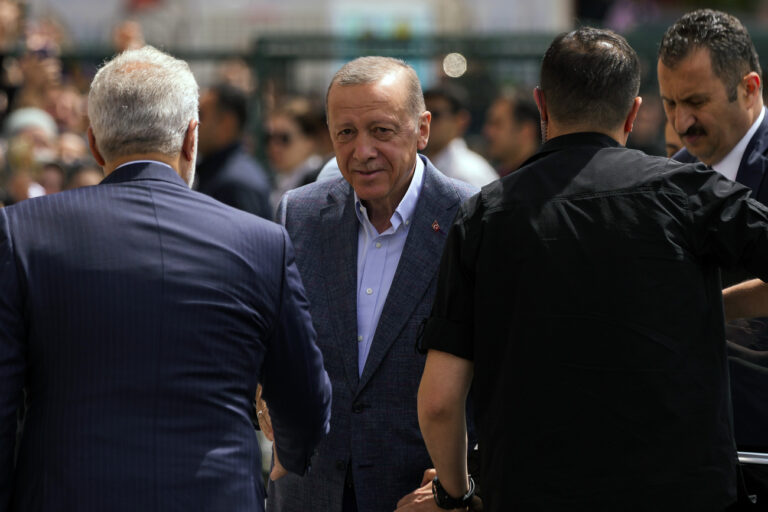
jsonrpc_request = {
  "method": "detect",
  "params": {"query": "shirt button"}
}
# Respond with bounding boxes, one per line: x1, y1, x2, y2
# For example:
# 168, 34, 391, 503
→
375, 242, 382, 248
366, 288, 373, 295
357, 335, 363, 342
359, 206, 365, 212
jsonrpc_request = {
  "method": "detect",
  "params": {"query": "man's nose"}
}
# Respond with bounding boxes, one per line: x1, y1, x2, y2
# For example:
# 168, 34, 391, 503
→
353, 133, 377, 161
673, 106, 695, 135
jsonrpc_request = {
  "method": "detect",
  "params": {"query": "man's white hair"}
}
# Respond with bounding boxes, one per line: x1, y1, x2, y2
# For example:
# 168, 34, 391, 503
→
88, 45, 198, 162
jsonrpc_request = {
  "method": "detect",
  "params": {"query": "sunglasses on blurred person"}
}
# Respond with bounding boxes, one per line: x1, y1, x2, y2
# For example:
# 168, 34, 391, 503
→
264, 131, 294, 146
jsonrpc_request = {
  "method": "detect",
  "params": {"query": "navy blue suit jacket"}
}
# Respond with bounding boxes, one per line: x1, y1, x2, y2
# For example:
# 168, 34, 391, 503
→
0, 162, 331, 511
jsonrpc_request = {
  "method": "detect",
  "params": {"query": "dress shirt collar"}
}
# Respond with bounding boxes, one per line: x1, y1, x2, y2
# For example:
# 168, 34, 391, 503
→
712, 107, 765, 181
353, 155, 424, 235
102, 160, 187, 187
114, 159, 176, 173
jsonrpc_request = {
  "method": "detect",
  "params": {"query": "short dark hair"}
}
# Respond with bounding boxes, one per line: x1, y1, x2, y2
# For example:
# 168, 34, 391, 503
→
658, 9, 761, 102
540, 27, 640, 129
423, 83, 468, 114
210, 82, 248, 132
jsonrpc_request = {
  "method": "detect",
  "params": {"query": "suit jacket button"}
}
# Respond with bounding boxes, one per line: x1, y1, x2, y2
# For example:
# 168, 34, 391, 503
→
335, 460, 346, 471
352, 403, 364, 413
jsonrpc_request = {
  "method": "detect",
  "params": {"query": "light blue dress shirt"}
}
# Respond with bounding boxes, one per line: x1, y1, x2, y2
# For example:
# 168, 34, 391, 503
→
354, 157, 425, 375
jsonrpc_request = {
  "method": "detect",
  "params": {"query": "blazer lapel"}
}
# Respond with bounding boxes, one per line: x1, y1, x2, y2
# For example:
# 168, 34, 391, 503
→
735, 114, 768, 201
320, 182, 361, 392
357, 161, 462, 392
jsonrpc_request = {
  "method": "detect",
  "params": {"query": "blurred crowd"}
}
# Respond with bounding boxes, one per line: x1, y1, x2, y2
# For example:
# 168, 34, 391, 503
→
0, 0, 684, 216
0, 0, 681, 215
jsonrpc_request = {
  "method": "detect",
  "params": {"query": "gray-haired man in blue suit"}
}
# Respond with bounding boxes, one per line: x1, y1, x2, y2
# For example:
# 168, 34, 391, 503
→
0, 46, 331, 512
263, 56, 478, 512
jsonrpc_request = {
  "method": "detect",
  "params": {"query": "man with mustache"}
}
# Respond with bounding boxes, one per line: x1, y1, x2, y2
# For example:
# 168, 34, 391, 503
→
658, 9, 768, 506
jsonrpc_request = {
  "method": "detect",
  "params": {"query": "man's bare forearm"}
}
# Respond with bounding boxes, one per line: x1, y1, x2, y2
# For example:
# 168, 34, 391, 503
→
723, 278, 768, 321
418, 350, 474, 498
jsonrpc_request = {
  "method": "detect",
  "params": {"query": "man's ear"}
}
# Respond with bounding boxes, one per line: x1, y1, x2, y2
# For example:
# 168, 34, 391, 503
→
182, 119, 199, 162
533, 86, 549, 141
624, 96, 642, 135
533, 86, 548, 124
416, 111, 431, 151
743, 71, 761, 107
87, 127, 106, 166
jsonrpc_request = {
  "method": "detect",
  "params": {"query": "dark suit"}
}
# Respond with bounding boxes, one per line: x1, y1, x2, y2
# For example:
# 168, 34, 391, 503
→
0, 162, 331, 512
196, 143, 273, 219
268, 156, 477, 512
675, 114, 768, 508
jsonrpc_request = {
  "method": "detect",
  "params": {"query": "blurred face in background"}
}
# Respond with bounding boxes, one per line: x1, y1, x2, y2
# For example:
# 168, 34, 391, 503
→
484, 98, 521, 162
424, 96, 462, 156
265, 113, 316, 174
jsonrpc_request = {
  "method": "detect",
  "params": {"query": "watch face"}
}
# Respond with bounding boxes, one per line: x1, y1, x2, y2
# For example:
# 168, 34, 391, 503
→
432, 475, 475, 509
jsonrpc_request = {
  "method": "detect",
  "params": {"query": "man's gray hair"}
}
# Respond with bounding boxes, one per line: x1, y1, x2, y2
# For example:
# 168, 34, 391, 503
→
88, 45, 198, 162
326, 56, 425, 121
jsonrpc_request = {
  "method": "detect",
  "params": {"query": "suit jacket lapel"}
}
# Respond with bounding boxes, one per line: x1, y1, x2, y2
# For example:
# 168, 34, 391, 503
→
320, 182, 361, 391
735, 115, 768, 201
357, 161, 461, 392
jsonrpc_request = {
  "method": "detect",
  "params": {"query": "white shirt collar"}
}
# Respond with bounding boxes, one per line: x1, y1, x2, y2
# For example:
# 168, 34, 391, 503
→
712, 107, 765, 181
113, 160, 176, 173
354, 156, 424, 235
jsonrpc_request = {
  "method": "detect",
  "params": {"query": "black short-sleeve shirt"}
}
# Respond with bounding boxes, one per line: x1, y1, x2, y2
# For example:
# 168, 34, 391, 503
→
422, 132, 768, 511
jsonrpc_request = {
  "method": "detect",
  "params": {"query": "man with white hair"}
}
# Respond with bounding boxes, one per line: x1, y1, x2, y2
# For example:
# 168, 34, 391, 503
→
0, 46, 331, 512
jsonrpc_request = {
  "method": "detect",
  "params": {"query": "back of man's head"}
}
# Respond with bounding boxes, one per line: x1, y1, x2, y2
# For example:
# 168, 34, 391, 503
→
658, 9, 761, 102
541, 27, 640, 130
88, 45, 199, 162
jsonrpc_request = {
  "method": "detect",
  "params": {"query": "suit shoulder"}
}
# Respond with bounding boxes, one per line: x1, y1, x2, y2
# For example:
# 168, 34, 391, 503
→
281, 177, 349, 211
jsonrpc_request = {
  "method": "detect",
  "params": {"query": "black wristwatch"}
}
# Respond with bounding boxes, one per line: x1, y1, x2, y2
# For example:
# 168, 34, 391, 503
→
432, 475, 475, 510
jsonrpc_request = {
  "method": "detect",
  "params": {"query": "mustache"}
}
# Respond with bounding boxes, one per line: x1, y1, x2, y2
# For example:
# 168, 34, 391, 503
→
681, 125, 706, 137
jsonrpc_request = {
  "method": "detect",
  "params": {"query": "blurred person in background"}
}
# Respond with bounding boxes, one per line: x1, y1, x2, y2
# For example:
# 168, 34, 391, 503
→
266, 97, 325, 208
3, 106, 57, 202
58, 131, 88, 166
625, 92, 666, 155
64, 161, 103, 189
37, 160, 63, 195
422, 84, 497, 187
196, 82, 272, 219
112, 19, 144, 53
483, 91, 541, 177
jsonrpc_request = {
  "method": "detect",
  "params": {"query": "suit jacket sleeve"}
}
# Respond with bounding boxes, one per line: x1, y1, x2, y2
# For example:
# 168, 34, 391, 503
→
0, 209, 26, 509
260, 225, 331, 475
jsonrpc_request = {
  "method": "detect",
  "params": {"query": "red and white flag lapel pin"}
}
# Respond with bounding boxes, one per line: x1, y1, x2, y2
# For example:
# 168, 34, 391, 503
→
431, 220, 440, 232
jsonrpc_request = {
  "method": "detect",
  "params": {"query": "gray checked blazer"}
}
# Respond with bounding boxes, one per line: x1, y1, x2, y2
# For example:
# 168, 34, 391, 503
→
268, 156, 478, 512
